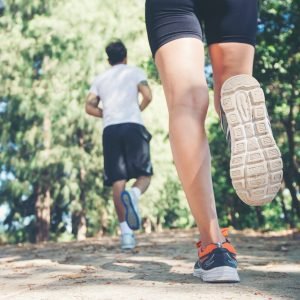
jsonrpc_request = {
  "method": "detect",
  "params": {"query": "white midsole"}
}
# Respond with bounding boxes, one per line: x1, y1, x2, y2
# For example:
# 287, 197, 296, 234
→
193, 266, 240, 282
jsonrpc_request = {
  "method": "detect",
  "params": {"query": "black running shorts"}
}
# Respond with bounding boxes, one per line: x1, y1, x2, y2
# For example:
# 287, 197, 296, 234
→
102, 123, 153, 186
145, 0, 258, 57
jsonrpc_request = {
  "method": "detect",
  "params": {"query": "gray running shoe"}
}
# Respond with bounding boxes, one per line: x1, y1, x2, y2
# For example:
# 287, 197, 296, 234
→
220, 74, 283, 206
121, 233, 136, 250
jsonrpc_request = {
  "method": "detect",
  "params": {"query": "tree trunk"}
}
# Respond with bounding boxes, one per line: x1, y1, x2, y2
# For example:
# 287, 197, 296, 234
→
35, 113, 51, 242
279, 196, 293, 228
77, 212, 87, 241
76, 168, 87, 241
35, 187, 51, 242
282, 102, 300, 219
255, 207, 265, 228
143, 217, 152, 234
227, 196, 238, 228
283, 171, 300, 221
76, 129, 87, 241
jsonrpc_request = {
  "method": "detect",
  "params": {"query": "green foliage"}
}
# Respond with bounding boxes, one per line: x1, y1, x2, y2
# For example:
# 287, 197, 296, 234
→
255, 0, 300, 225
159, 176, 194, 229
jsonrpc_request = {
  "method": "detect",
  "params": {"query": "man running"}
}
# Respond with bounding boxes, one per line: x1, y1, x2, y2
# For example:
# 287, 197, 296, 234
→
85, 40, 153, 250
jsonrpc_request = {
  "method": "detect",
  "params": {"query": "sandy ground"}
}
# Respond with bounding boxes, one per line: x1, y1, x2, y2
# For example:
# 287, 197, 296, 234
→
0, 229, 299, 300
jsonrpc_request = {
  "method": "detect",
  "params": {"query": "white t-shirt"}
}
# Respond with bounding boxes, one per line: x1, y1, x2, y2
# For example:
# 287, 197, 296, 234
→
89, 64, 147, 128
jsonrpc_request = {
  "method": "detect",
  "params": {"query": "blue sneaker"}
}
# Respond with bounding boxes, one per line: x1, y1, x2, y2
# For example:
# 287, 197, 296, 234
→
121, 190, 140, 230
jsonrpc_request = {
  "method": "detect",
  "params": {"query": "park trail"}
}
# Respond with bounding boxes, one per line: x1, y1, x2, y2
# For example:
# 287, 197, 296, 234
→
0, 228, 300, 300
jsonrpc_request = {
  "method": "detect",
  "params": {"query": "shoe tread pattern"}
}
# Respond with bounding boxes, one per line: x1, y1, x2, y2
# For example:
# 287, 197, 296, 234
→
121, 191, 140, 230
221, 75, 283, 206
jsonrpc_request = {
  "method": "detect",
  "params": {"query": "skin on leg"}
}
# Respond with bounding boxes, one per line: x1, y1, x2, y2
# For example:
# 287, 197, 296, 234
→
209, 43, 255, 115
155, 38, 225, 247
132, 176, 151, 194
112, 180, 127, 222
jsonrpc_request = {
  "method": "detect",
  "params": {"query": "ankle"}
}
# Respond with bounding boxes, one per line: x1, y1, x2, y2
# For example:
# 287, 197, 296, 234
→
120, 221, 133, 235
199, 232, 226, 249
131, 187, 141, 199
201, 237, 226, 249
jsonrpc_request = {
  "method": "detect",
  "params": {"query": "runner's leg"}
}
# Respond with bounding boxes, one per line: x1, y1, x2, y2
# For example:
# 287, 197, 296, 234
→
132, 176, 151, 194
155, 38, 225, 247
209, 43, 255, 115
112, 180, 127, 222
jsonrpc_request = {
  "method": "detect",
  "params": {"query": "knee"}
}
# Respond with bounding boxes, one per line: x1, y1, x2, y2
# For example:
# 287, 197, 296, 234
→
168, 84, 209, 122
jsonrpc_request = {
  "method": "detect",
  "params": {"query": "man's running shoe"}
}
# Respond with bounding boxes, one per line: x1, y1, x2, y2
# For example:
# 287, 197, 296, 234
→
220, 74, 283, 206
121, 190, 140, 230
120, 233, 136, 250
193, 229, 240, 283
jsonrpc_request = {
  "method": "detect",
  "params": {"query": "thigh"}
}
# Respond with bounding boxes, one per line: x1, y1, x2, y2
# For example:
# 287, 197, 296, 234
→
204, 0, 258, 113
102, 125, 128, 186
122, 124, 153, 178
155, 38, 208, 113
145, 0, 203, 58
122, 123, 153, 179
203, 0, 258, 46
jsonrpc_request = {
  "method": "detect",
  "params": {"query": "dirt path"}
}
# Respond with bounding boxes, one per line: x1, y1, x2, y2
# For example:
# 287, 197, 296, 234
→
0, 229, 299, 300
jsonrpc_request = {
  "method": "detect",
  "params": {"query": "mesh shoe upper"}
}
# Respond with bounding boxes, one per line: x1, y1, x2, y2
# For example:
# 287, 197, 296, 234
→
195, 228, 238, 271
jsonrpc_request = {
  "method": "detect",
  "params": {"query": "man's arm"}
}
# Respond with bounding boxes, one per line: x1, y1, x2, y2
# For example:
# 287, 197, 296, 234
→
85, 93, 103, 118
138, 80, 152, 111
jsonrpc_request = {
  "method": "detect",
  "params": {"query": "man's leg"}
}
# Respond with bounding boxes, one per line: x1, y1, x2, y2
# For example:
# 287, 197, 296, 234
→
112, 179, 136, 249
121, 176, 152, 231
121, 123, 153, 230
132, 175, 151, 196
127, 175, 151, 206
112, 179, 127, 222
155, 37, 225, 247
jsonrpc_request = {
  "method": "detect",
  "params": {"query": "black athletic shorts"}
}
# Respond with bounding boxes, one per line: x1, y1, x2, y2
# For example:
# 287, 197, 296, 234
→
145, 0, 258, 57
102, 123, 153, 186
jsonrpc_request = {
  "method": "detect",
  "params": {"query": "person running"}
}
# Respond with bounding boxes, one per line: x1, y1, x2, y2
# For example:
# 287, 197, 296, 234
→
85, 40, 153, 250
145, 0, 283, 282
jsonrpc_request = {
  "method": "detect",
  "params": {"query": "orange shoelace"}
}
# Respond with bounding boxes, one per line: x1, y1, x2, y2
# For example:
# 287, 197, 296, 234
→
196, 228, 237, 259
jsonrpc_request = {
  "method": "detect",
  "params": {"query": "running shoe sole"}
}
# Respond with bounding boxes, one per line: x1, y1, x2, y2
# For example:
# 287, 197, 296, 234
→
121, 191, 140, 230
121, 244, 135, 250
221, 74, 283, 206
193, 266, 240, 283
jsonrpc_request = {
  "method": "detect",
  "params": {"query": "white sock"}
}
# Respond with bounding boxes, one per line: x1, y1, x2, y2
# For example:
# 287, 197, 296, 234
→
120, 221, 132, 235
131, 187, 141, 200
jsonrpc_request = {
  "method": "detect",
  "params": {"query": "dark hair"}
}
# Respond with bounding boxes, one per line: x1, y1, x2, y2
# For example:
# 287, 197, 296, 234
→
105, 40, 127, 65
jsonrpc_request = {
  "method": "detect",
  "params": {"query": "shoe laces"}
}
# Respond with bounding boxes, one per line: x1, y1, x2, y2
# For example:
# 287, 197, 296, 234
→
196, 228, 237, 259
